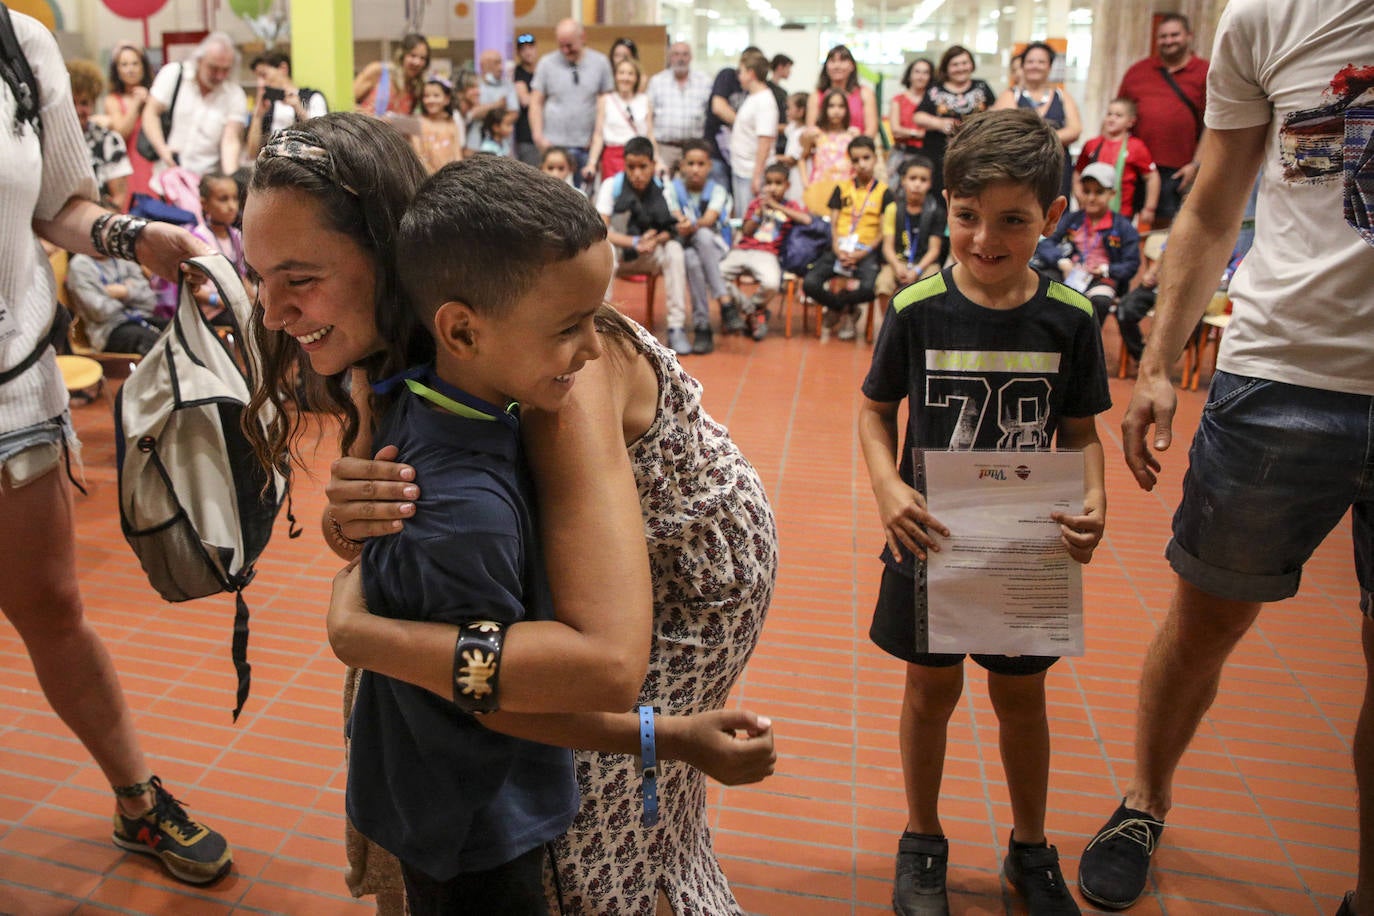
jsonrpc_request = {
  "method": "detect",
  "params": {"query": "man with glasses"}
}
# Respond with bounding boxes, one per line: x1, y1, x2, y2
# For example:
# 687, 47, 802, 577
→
530, 18, 612, 188
513, 33, 540, 166
648, 41, 711, 177
141, 31, 246, 180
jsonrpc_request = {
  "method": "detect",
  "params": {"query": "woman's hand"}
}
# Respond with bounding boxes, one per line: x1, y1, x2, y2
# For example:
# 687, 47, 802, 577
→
665, 709, 776, 786
134, 222, 214, 283
326, 444, 419, 542
327, 559, 368, 665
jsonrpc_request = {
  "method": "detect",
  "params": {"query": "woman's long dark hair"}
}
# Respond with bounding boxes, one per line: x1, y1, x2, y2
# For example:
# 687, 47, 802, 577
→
107, 43, 153, 93
243, 112, 430, 476
818, 88, 852, 132
817, 44, 860, 94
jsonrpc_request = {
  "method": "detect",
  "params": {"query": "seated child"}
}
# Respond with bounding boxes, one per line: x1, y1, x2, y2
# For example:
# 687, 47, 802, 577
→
1074, 98, 1159, 226
348, 158, 611, 914
876, 155, 946, 310
1034, 161, 1140, 325
67, 248, 165, 354
669, 139, 735, 352
541, 145, 578, 190
859, 108, 1108, 916
719, 161, 811, 341
594, 136, 692, 356
190, 172, 254, 326
1118, 243, 1243, 364
802, 134, 887, 342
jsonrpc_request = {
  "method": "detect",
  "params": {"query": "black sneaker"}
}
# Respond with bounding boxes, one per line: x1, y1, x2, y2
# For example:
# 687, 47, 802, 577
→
1004, 836, 1080, 915
692, 323, 715, 354
720, 300, 746, 334
1078, 800, 1164, 910
893, 833, 949, 916
112, 776, 232, 885
1336, 892, 1356, 916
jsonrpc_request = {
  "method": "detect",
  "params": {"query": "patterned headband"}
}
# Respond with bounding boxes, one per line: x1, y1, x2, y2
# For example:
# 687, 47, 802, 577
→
258, 129, 359, 197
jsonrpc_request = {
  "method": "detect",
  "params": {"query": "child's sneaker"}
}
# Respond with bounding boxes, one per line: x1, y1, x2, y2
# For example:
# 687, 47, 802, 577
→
749, 309, 769, 341
112, 776, 232, 885
1003, 835, 1080, 915
692, 323, 715, 354
836, 311, 857, 341
893, 832, 949, 916
666, 327, 692, 356
720, 299, 746, 334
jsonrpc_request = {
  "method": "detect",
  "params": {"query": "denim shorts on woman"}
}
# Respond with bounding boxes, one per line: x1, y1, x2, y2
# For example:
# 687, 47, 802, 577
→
1167, 371, 1374, 616
0, 415, 74, 490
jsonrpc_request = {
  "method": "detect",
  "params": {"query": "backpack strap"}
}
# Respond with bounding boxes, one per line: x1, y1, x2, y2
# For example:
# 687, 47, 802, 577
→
0, 1, 41, 139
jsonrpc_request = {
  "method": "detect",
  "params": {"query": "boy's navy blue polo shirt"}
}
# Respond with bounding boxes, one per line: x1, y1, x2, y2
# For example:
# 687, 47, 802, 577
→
346, 373, 577, 881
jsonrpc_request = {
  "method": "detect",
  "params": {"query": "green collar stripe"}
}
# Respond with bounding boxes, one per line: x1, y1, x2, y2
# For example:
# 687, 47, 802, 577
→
890, 271, 948, 314
1047, 280, 1094, 316
404, 378, 498, 421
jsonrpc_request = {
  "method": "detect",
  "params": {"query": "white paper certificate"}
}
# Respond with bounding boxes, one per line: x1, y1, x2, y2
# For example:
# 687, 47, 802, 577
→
920, 450, 1085, 657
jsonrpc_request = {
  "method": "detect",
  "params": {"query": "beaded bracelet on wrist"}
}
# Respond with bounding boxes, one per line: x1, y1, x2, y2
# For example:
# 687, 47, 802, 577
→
91, 212, 149, 261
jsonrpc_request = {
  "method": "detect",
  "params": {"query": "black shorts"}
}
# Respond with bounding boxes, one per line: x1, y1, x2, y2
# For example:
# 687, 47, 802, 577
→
869, 563, 1059, 676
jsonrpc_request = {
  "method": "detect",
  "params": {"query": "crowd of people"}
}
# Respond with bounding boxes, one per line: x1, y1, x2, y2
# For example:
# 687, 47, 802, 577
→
2, 4, 1370, 916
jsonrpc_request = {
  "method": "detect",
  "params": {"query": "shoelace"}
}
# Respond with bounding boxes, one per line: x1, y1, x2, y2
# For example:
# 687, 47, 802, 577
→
1087, 817, 1160, 855
147, 777, 203, 839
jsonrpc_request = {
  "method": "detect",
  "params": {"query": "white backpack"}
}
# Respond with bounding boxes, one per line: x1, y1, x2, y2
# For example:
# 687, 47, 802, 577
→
115, 254, 295, 721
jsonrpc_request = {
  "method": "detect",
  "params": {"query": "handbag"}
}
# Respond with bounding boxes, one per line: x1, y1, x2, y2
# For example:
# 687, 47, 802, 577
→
135, 63, 182, 162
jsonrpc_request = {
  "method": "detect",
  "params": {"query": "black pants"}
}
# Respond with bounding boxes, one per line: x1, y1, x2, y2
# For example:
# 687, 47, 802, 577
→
105, 319, 161, 355
401, 845, 547, 916
1116, 285, 1157, 360
803, 249, 882, 313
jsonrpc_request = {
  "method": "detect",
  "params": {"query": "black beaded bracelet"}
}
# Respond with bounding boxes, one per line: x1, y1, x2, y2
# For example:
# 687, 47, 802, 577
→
452, 620, 504, 714
90, 212, 115, 257
109, 215, 149, 261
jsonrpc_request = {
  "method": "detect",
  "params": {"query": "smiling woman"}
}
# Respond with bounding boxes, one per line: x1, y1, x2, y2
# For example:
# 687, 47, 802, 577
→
241, 113, 779, 915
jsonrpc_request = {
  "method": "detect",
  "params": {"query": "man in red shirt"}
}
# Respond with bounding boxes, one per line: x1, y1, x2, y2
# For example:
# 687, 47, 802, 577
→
1116, 13, 1208, 227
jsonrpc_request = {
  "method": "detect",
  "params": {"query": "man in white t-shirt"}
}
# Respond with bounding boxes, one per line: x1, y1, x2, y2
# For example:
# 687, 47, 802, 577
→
141, 32, 247, 179
728, 51, 778, 220
1078, 3, 1374, 914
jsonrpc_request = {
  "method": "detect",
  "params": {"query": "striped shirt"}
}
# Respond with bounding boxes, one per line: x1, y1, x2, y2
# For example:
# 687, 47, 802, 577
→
647, 68, 711, 143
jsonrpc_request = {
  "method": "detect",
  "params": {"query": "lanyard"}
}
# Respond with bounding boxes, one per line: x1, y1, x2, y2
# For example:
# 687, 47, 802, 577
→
849, 179, 878, 234
615, 94, 638, 131
1110, 137, 1129, 213
903, 208, 922, 265
372, 364, 521, 432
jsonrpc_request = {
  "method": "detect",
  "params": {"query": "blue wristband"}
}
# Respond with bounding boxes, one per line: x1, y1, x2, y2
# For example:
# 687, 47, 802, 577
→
638, 705, 659, 827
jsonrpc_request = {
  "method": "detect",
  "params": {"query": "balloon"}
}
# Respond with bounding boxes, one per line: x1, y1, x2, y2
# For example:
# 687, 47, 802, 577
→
227, 0, 272, 19
102, 0, 169, 19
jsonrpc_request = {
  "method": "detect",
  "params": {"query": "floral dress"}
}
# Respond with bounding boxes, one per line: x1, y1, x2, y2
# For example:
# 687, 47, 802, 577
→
546, 323, 778, 915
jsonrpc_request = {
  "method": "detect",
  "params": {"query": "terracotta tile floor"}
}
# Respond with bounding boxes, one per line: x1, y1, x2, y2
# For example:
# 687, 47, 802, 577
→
0, 283, 1361, 915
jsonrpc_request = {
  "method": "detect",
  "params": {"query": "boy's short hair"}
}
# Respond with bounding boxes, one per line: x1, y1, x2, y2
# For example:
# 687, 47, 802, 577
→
624, 136, 655, 160
847, 134, 876, 156
898, 155, 935, 179
1108, 96, 1138, 118
770, 54, 793, 71
738, 52, 769, 82
681, 138, 711, 159
398, 157, 607, 324
763, 161, 790, 182
943, 109, 1063, 212
250, 49, 290, 72
66, 59, 104, 103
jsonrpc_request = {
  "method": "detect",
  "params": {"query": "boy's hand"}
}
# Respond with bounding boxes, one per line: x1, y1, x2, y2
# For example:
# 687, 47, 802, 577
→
896, 265, 916, 286
1056, 257, 1074, 275
326, 558, 368, 664
1052, 501, 1104, 564
676, 215, 696, 237
875, 477, 948, 562
104, 282, 129, 300
636, 233, 659, 255
327, 444, 419, 541
664, 709, 775, 786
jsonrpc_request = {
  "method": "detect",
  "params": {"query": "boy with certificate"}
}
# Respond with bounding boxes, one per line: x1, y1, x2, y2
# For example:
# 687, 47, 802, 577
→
858, 108, 1111, 916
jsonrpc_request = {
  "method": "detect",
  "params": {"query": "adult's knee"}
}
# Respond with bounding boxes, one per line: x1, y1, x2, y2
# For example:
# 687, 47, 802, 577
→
903, 665, 963, 720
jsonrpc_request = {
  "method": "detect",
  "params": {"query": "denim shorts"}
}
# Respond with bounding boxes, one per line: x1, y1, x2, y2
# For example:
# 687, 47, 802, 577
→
0, 415, 75, 489
1168, 371, 1374, 616
870, 564, 1059, 675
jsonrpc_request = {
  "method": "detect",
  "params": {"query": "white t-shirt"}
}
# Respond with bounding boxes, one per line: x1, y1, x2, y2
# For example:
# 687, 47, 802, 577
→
150, 62, 248, 177
729, 89, 779, 178
1208, 0, 1374, 395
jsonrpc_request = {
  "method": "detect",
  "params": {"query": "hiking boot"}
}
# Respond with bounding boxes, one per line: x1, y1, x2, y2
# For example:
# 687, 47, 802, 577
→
692, 323, 715, 354
893, 833, 949, 916
749, 309, 769, 341
666, 327, 692, 356
112, 776, 232, 885
720, 299, 746, 334
1078, 800, 1164, 910
837, 311, 857, 341
1335, 892, 1356, 916
1003, 836, 1080, 915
